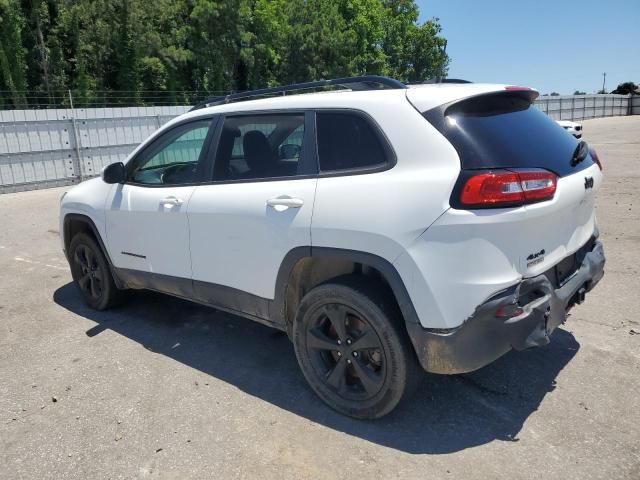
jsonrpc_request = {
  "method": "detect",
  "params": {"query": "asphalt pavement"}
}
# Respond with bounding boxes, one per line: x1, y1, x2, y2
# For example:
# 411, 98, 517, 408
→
1, 116, 638, 479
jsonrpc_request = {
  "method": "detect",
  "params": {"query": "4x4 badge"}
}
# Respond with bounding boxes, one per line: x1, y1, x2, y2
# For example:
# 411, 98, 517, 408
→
527, 249, 546, 267
585, 176, 594, 190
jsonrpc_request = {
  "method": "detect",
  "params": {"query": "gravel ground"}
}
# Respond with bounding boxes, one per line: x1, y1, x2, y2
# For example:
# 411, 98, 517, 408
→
1, 116, 639, 480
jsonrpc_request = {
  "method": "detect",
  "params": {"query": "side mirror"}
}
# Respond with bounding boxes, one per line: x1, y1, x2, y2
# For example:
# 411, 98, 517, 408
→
101, 162, 126, 184
280, 143, 301, 159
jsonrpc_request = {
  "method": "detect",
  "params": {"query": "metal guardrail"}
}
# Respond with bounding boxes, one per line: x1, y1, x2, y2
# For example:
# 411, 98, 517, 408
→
0, 95, 635, 194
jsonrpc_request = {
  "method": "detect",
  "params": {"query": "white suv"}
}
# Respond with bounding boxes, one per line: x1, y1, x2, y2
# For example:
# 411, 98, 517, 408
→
59, 76, 605, 419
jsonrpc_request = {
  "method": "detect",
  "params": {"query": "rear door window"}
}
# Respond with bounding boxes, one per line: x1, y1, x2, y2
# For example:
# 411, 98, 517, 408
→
212, 114, 306, 181
316, 112, 391, 172
423, 92, 593, 177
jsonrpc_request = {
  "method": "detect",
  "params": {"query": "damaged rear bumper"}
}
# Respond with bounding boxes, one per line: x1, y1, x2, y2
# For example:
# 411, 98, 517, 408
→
408, 239, 605, 374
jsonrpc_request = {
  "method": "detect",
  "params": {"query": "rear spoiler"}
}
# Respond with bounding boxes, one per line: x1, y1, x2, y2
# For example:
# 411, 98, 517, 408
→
431, 89, 540, 119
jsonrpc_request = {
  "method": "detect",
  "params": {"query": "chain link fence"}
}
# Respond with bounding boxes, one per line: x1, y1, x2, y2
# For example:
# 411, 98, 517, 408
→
0, 93, 635, 194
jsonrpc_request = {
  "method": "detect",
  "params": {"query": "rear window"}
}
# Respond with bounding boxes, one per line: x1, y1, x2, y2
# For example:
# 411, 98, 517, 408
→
423, 92, 593, 177
316, 112, 390, 172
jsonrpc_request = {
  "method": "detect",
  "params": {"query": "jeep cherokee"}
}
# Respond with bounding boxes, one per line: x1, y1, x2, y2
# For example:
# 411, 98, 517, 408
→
60, 76, 605, 419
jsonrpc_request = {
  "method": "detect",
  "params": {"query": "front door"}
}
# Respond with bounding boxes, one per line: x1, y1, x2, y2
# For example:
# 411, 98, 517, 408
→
105, 117, 216, 282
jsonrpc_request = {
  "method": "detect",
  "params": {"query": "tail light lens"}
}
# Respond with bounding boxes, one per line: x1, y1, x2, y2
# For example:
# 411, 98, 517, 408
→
590, 147, 602, 170
459, 169, 557, 208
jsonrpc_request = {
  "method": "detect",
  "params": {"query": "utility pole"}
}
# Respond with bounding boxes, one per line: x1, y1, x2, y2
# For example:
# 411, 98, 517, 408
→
601, 72, 607, 93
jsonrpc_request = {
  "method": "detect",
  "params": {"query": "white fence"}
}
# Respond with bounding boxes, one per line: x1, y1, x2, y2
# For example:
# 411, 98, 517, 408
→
533, 94, 630, 120
632, 95, 640, 115
0, 94, 635, 194
0, 106, 188, 193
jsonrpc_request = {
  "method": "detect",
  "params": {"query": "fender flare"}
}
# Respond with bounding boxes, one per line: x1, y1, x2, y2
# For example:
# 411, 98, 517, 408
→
271, 246, 420, 327
62, 213, 125, 289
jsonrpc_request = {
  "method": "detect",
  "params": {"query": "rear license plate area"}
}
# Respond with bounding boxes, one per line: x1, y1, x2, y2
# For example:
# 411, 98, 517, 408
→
556, 254, 577, 286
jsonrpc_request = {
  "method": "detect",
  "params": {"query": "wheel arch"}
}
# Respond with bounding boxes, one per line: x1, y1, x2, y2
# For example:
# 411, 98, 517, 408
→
272, 247, 421, 334
62, 213, 124, 289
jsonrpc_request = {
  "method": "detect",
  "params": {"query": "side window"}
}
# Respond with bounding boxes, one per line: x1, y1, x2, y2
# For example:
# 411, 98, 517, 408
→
128, 119, 211, 185
212, 114, 305, 181
316, 112, 389, 172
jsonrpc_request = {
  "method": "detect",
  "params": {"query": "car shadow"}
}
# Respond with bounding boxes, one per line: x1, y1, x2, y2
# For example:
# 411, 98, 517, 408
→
53, 282, 580, 455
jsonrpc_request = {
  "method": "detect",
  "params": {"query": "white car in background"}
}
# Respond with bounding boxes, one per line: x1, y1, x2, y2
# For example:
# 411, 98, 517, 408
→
557, 120, 583, 138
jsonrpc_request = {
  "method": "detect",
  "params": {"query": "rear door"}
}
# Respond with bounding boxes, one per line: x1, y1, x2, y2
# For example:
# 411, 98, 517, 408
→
187, 112, 316, 313
417, 89, 602, 276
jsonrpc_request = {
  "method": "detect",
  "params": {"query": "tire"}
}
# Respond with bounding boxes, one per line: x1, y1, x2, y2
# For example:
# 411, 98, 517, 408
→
69, 232, 122, 310
292, 276, 421, 419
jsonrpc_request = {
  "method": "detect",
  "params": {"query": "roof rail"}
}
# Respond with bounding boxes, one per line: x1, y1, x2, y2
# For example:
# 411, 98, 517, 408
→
189, 75, 407, 111
419, 78, 473, 84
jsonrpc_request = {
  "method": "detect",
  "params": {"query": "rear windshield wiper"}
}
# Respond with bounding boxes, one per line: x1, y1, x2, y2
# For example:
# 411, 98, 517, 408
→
571, 140, 589, 167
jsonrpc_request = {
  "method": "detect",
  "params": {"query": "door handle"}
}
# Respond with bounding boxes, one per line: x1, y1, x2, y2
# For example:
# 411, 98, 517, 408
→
266, 196, 304, 208
160, 196, 184, 206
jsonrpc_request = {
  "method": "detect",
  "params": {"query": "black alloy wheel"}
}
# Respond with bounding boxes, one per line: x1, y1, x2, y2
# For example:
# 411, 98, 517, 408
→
69, 232, 122, 310
293, 277, 421, 419
306, 303, 386, 400
73, 243, 104, 301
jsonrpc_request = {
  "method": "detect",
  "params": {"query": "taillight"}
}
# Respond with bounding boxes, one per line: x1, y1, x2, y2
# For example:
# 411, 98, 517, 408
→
590, 147, 602, 171
459, 169, 557, 208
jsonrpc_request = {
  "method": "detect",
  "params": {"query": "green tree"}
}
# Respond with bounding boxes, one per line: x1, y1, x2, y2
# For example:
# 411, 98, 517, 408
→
0, 0, 28, 107
611, 82, 638, 95
404, 18, 448, 81
137, 0, 193, 102
573, 90, 586, 95
381, 0, 417, 78
340, 0, 387, 75
380, 0, 447, 81
281, 0, 354, 83
1, 0, 451, 108
188, 0, 247, 92
111, 0, 140, 103
239, 0, 287, 89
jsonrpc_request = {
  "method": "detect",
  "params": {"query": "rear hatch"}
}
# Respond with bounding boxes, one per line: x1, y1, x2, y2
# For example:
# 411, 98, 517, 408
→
410, 87, 602, 278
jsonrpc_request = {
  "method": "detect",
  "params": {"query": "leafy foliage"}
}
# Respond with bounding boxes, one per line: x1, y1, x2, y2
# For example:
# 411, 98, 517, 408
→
0, 0, 449, 108
611, 82, 638, 95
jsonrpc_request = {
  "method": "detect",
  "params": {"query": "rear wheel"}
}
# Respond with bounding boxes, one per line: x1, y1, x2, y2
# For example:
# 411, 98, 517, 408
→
293, 277, 421, 419
69, 233, 121, 310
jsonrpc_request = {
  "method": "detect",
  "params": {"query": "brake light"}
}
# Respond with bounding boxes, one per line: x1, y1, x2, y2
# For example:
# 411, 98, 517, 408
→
504, 85, 532, 91
590, 147, 602, 171
459, 169, 557, 208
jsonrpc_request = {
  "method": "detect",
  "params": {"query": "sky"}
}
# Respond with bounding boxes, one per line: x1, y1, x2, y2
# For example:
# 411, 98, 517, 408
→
416, 0, 640, 94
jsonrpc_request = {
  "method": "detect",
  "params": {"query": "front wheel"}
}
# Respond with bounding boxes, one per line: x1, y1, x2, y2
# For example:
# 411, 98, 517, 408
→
292, 277, 421, 419
69, 233, 122, 310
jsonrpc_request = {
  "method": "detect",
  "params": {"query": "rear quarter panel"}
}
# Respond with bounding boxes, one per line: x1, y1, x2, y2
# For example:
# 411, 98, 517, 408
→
311, 94, 460, 261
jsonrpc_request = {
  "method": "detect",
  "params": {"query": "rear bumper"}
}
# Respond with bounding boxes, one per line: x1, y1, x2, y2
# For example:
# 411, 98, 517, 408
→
407, 240, 605, 374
